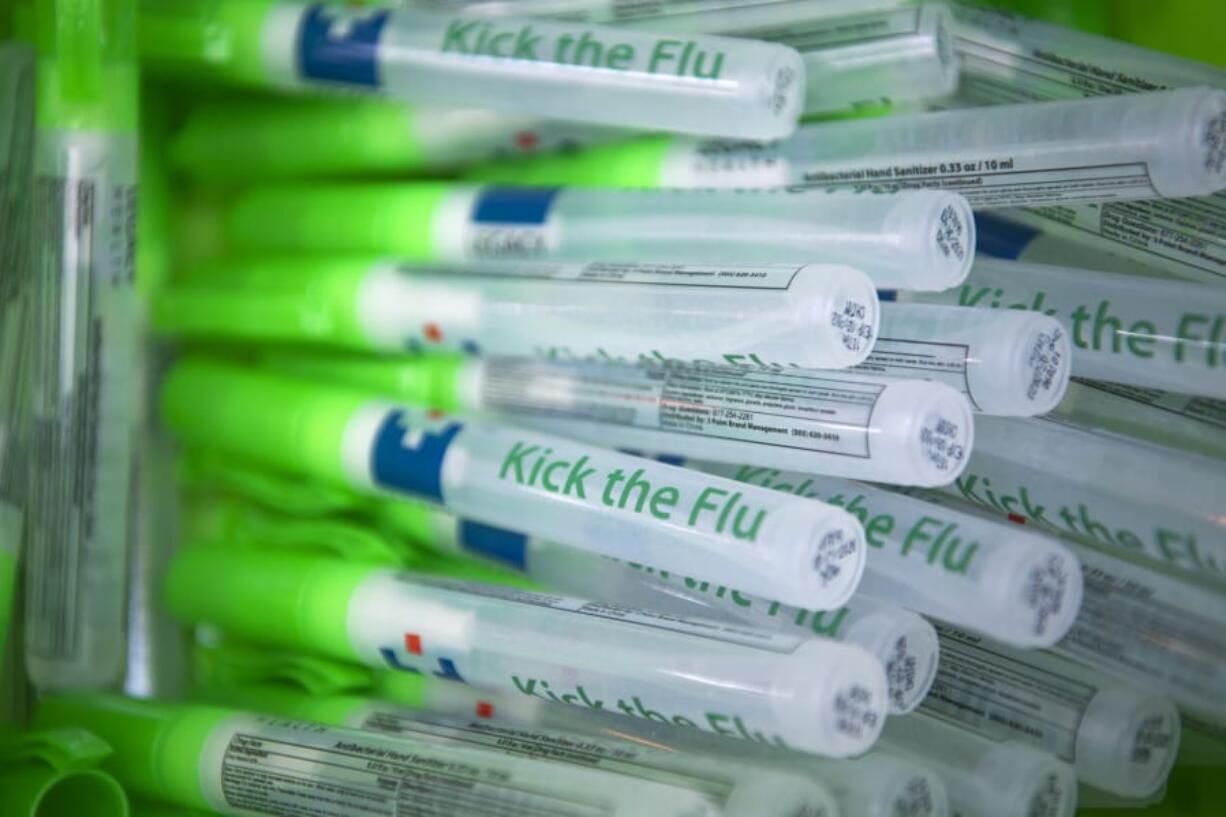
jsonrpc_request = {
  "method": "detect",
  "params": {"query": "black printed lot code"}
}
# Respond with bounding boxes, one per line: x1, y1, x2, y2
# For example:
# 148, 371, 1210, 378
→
218, 731, 611, 817
483, 362, 882, 458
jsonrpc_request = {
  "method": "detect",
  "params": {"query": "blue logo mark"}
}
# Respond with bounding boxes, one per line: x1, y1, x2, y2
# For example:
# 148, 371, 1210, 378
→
297, 4, 391, 87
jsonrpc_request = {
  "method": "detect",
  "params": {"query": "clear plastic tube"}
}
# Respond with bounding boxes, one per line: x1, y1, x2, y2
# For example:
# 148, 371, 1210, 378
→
922, 623, 1180, 798
251, 1, 807, 139
699, 463, 1083, 648
1050, 380, 1226, 463
156, 258, 880, 371
418, 512, 938, 712
653, 87, 1226, 204
168, 548, 891, 757
36, 695, 715, 817
851, 302, 1071, 416
907, 257, 1226, 399
451, 358, 974, 486
418, 675, 951, 817
942, 413, 1226, 584
906, 488, 1226, 741
409, 0, 907, 27
880, 714, 1078, 817
24, 1, 140, 691
426, 186, 970, 290
226, 184, 975, 292
333, 700, 841, 817
163, 361, 870, 609
946, 5, 1226, 284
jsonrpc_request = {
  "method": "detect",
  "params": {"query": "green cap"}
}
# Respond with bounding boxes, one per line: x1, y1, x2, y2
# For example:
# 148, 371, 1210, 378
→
193, 640, 373, 698
171, 97, 427, 182
37, 0, 137, 131
375, 497, 446, 553
33, 697, 226, 812
130, 800, 214, 817
373, 671, 431, 709
153, 256, 378, 350
161, 359, 371, 487
183, 496, 412, 566
262, 352, 468, 413
416, 557, 541, 591
227, 182, 452, 257
165, 546, 373, 662
465, 137, 673, 188
207, 683, 370, 729
0, 504, 20, 678
0, 728, 130, 817
136, 0, 275, 86
179, 452, 370, 518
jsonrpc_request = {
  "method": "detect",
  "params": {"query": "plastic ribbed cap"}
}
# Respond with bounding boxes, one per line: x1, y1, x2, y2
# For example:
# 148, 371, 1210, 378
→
137, 0, 274, 87
33, 696, 228, 811
873, 378, 974, 486
1076, 687, 1180, 799
165, 546, 371, 662
797, 263, 880, 368
971, 310, 1071, 417
996, 538, 1084, 648
915, 191, 975, 291
782, 640, 888, 758
844, 607, 939, 714
976, 741, 1078, 817
263, 352, 468, 413
1153, 87, 1226, 197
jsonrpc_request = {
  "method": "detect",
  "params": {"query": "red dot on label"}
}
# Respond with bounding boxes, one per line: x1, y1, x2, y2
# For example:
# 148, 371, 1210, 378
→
476, 701, 495, 719
405, 633, 423, 655
515, 131, 539, 150
1007, 513, 1026, 525
423, 323, 443, 342
428, 409, 445, 420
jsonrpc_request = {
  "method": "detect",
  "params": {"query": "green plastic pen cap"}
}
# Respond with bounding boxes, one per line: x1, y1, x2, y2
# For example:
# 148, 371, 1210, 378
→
161, 359, 371, 487
263, 352, 467, 413
154, 256, 376, 349
137, 0, 273, 86
227, 182, 451, 256
466, 136, 673, 188
171, 98, 425, 182
37, 0, 137, 130
33, 696, 226, 812
165, 546, 370, 662
0, 728, 130, 817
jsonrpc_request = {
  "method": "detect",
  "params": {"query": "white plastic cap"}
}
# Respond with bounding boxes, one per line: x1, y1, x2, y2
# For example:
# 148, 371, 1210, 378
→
967, 309, 1071, 416
1151, 86, 1226, 197
872, 379, 975, 486
985, 536, 1084, 648
799, 263, 881, 369
975, 740, 1078, 817
1075, 687, 1181, 799
844, 605, 940, 714
886, 190, 976, 291
780, 640, 889, 758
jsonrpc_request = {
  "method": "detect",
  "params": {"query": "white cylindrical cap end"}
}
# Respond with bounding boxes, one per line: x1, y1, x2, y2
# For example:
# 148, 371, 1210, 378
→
844, 606, 940, 714
804, 263, 881, 368
970, 310, 1071, 416
1076, 687, 1181, 799
786, 640, 889, 758
873, 379, 974, 486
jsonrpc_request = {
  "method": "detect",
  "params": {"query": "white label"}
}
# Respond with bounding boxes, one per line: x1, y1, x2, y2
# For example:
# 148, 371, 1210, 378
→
661, 140, 791, 188
852, 339, 976, 408
480, 361, 884, 458
948, 5, 1226, 282
922, 625, 1095, 761
198, 713, 648, 817
1078, 380, 1226, 431
406, 574, 807, 653
1056, 547, 1226, 719
351, 710, 737, 805
25, 130, 138, 664
396, 260, 807, 289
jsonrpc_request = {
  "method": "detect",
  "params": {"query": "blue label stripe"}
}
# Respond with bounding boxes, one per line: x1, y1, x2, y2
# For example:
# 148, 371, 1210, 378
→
877, 289, 897, 302
473, 188, 561, 224
974, 212, 1040, 260
297, 4, 391, 87
371, 411, 461, 502
458, 520, 529, 571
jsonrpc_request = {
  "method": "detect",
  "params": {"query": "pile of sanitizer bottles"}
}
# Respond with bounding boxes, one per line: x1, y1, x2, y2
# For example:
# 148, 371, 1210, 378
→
3, 0, 1226, 815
